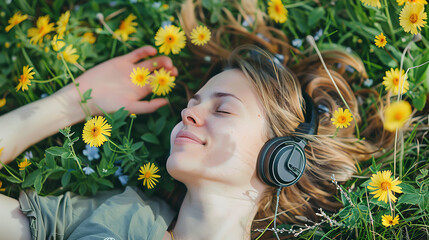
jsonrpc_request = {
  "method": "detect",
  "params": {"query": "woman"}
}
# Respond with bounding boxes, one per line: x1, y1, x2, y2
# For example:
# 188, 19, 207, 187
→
0, 42, 392, 239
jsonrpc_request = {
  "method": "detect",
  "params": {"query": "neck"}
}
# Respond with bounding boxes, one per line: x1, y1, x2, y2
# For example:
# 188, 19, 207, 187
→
172, 183, 261, 240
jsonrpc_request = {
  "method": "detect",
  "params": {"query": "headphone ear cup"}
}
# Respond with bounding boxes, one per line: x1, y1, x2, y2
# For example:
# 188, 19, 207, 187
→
257, 137, 307, 187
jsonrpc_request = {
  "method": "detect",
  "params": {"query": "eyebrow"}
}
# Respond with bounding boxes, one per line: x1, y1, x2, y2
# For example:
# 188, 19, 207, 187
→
191, 92, 243, 103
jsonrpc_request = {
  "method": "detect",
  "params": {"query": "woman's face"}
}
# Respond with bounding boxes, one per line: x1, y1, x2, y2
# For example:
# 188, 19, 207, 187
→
167, 69, 268, 189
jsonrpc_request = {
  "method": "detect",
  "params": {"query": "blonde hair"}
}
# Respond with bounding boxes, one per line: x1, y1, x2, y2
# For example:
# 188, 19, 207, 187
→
179, 0, 395, 238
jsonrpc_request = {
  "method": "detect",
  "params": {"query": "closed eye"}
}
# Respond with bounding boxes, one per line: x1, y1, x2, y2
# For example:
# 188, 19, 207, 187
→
216, 110, 230, 114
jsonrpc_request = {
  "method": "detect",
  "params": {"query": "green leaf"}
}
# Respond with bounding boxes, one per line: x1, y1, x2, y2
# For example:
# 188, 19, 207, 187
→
97, 178, 114, 188
46, 147, 69, 156
79, 184, 87, 195
401, 183, 418, 194
22, 169, 41, 188
398, 193, 420, 205
154, 117, 167, 135
82, 89, 93, 102
6, 176, 22, 184
412, 93, 426, 111
308, 7, 325, 27
141, 133, 160, 144
34, 174, 43, 194
46, 154, 56, 169
61, 171, 71, 187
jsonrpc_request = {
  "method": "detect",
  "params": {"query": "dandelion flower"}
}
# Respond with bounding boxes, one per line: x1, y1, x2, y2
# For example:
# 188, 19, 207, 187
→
18, 158, 32, 171
16, 65, 35, 92
113, 14, 137, 41
5, 11, 28, 32
268, 0, 288, 23
0, 147, 3, 156
382, 214, 400, 227
27, 15, 55, 45
368, 170, 402, 203
51, 34, 65, 52
190, 25, 211, 46
331, 108, 353, 128
397, 0, 427, 6
130, 67, 150, 87
80, 32, 96, 44
399, 3, 427, 35
59, 45, 79, 64
382, 68, 409, 95
0, 98, 6, 108
374, 33, 387, 48
150, 68, 176, 96
0, 180, 6, 192
154, 25, 186, 55
138, 162, 161, 189
56, 11, 70, 35
82, 116, 112, 147
384, 100, 412, 132
360, 0, 382, 8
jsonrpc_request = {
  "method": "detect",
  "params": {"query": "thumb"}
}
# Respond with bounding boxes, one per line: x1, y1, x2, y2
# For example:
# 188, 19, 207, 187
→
127, 98, 169, 114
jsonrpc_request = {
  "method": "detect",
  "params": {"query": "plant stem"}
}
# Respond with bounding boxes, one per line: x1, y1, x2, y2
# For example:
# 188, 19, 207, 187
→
0, 161, 23, 183
32, 74, 66, 83
383, 0, 396, 43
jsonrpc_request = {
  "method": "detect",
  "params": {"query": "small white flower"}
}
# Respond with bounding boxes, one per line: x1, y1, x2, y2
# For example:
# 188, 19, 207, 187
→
256, 33, 270, 42
152, 2, 161, 8
12, 56, 17, 62
102, 168, 108, 173
291, 39, 303, 48
6, 0, 12, 4
204, 56, 212, 62
242, 16, 254, 27
346, 47, 352, 53
363, 78, 373, 87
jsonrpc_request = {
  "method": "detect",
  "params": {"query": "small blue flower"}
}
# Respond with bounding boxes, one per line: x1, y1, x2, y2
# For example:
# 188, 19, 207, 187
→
40, 93, 49, 99
346, 47, 352, 53
114, 167, 123, 177
24, 151, 33, 159
363, 78, 373, 87
109, 1, 117, 7
83, 166, 95, 175
242, 16, 254, 27
161, 20, 172, 28
256, 33, 270, 42
152, 2, 161, 8
291, 39, 303, 48
129, 0, 137, 3
274, 54, 284, 65
345, 65, 355, 73
82, 145, 100, 161
118, 175, 129, 186
314, 29, 323, 41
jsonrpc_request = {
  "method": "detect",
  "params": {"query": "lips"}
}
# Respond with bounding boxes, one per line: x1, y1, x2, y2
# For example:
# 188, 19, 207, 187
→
175, 130, 205, 145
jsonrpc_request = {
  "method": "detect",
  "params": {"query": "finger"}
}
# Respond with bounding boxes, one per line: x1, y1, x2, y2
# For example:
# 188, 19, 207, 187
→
135, 56, 174, 72
122, 46, 157, 63
127, 98, 169, 114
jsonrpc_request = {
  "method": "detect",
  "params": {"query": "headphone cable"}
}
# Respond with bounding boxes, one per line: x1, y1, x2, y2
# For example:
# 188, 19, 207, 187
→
273, 187, 282, 240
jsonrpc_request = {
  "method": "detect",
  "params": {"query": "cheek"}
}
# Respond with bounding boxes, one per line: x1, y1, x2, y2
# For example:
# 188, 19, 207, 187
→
169, 122, 183, 150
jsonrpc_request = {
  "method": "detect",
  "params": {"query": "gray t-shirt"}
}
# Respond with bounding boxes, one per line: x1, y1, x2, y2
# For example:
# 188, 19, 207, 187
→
19, 186, 176, 240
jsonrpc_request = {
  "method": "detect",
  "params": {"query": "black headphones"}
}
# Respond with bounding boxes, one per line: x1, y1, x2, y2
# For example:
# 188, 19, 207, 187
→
257, 92, 318, 187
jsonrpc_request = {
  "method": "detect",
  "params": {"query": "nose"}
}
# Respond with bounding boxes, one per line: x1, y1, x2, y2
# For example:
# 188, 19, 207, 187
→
181, 107, 202, 126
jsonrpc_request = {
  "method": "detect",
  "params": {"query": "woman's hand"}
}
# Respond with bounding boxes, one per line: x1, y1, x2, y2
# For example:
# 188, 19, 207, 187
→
59, 45, 178, 117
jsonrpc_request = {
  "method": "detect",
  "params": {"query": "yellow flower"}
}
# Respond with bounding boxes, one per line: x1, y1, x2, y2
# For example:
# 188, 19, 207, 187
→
0, 98, 6, 108
5, 11, 28, 32
57, 44, 79, 64
154, 25, 186, 55
56, 11, 70, 35
80, 32, 96, 44
150, 68, 176, 96
268, 0, 288, 23
82, 116, 112, 147
368, 170, 402, 203
27, 15, 55, 45
162, 4, 169, 9
400, 3, 427, 35
18, 158, 32, 171
138, 162, 161, 189
382, 68, 409, 95
397, 0, 427, 6
382, 215, 400, 227
0, 147, 3, 156
360, 0, 382, 8
384, 100, 412, 132
374, 33, 387, 48
331, 108, 353, 128
51, 34, 65, 52
4, 42, 10, 48
0, 180, 6, 192
190, 25, 211, 46
130, 67, 150, 87
16, 65, 35, 92
113, 14, 137, 41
